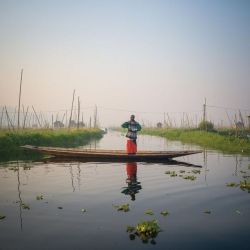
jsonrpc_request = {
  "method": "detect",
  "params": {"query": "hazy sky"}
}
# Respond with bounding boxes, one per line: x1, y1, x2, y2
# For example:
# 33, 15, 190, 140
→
0, 0, 249, 126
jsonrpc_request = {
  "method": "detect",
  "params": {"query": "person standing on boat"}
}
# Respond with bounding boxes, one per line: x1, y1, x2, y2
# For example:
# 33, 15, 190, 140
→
121, 115, 141, 154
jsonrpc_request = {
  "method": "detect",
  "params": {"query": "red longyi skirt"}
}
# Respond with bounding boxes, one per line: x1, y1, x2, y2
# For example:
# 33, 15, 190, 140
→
126, 139, 137, 154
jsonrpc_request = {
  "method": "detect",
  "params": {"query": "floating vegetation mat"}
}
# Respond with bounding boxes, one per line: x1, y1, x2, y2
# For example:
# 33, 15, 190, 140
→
145, 209, 154, 215
226, 180, 250, 193
165, 169, 200, 181
127, 220, 161, 244
113, 203, 130, 212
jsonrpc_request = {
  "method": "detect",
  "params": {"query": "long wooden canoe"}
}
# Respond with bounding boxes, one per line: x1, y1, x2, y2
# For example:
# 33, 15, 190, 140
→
21, 145, 202, 161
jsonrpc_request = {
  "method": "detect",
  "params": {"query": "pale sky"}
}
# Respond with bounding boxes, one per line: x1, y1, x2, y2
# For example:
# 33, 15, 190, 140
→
0, 0, 249, 127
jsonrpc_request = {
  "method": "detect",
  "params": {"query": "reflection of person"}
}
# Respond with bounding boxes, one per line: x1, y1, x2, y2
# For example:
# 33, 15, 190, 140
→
121, 115, 141, 154
121, 162, 142, 201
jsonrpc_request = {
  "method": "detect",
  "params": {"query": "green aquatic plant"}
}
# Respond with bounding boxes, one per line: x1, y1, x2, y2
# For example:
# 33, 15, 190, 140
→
145, 209, 154, 215
21, 203, 30, 210
165, 171, 177, 177
36, 195, 44, 200
240, 180, 250, 192
179, 170, 185, 173
226, 182, 239, 187
248, 164, 250, 169
113, 203, 130, 212
204, 210, 211, 214
127, 220, 161, 244
183, 175, 196, 181
192, 169, 201, 174
0, 214, 6, 220
160, 210, 169, 216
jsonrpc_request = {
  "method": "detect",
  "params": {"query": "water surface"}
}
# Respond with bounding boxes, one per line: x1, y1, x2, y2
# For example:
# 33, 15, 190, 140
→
0, 131, 249, 249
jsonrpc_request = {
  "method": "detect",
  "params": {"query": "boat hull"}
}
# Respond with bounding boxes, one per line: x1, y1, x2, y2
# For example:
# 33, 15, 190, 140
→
21, 145, 203, 161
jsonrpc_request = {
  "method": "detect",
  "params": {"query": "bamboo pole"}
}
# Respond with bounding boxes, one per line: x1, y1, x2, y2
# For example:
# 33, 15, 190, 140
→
32, 106, 41, 127
17, 69, 23, 130
5, 106, 14, 130
0, 107, 4, 129
23, 106, 29, 129
68, 90, 75, 130
77, 97, 80, 129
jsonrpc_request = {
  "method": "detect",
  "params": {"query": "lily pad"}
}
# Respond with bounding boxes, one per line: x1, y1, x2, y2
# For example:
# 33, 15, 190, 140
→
113, 203, 130, 212
160, 210, 169, 216
145, 209, 154, 215
127, 225, 135, 232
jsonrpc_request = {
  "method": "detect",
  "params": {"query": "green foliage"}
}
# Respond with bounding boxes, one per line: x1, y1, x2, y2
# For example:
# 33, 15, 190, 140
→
160, 210, 169, 216
198, 121, 214, 131
127, 220, 161, 244
183, 175, 196, 181
141, 128, 250, 155
0, 128, 103, 161
226, 182, 239, 187
145, 209, 154, 215
113, 203, 130, 212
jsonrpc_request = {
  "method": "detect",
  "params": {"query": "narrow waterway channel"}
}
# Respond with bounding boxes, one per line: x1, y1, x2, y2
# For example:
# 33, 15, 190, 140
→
0, 131, 249, 250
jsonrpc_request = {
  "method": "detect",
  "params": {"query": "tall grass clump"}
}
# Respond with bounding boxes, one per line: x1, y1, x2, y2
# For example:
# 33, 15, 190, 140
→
141, 128, 250, 155
0, 128, 103, 161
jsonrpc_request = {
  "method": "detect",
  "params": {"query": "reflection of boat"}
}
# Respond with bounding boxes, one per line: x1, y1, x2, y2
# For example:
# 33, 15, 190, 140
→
21, 145, 202, 161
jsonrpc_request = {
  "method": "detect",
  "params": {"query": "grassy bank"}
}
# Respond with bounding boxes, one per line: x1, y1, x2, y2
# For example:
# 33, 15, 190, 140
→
141, 128, 250, 155
0, 128, 103, 161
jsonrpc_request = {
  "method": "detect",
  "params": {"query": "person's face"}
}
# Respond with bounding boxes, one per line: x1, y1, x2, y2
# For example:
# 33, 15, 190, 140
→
130, 116, 135, 121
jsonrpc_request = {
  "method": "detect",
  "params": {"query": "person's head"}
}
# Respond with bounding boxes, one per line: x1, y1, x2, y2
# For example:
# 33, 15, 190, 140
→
130, 115, 135, 121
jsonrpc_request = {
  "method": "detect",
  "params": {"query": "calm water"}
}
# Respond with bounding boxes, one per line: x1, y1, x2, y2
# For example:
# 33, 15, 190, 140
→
0, 131, 250, 250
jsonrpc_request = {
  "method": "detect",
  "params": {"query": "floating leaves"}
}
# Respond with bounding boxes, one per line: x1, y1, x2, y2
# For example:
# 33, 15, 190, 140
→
0, 214, 6, 220
127, 220, 161, 244
21, 203, 30, 210
240, 180, 250, 192
165, 171, 177, 177
203, 210, 211, 214
145, 209, 154, 215
160, 210, 169, 216
226, 182, 239, 187
36, 195, 44, 200
183, 175, 196, 181
192, 169, 201, 174
113, 203, 130, 212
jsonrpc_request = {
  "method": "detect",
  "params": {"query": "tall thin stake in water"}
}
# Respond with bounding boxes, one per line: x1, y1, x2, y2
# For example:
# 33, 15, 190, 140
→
17, 69, 23, 130
68, 89, 75, 130
77, 97, 80, 129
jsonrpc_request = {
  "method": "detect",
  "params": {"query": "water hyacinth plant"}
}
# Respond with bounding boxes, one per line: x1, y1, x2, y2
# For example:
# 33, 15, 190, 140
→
126, 220, 161, 244
113, 203, 130, 212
